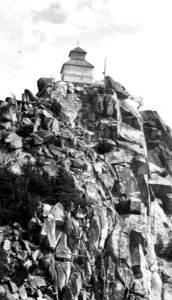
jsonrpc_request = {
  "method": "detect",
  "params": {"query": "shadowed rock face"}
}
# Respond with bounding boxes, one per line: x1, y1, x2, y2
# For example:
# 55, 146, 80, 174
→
0, 76, 172, 300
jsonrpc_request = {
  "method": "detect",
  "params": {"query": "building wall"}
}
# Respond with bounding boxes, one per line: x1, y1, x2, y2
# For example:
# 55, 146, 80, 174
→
70, 53, 85, 60
61, 65, 93, 84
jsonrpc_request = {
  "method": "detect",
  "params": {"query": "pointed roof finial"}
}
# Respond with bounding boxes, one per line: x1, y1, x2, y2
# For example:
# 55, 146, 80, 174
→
77, 41, 79, 47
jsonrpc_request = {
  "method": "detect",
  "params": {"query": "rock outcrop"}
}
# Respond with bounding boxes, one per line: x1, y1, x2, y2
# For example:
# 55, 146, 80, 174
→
0, 76, 172, 300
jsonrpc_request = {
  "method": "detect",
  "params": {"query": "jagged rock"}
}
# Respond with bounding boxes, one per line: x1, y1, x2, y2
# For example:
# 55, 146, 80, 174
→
40, 252, 51, 270
54, 81, 67, 97
122, 205, 148, 232
51, 203, 65, 227
55, 261, 71, 291
37, 77, 54, 98
0, 121, 12, 130
129, 230, 147, 279
36, 130, 55, 143
57, 93, 82, 127
90, 81, 106, 88
0, 285, 5, 297
150, 272, 162, 300
117, 140, 145, 155
28, 275, 46, 289
55, 233, 71, 260
70, 272, 82, 299
8, 281, 18, 294
110, 281, 125, 300
84, 182, 102, 204
151, 200, 172, 258
149, 174, 172, 197
130, 197, 142, 213
145, 234, 157, 272
75, 86, 84, 93
48, 144, 64, 160
64, 212, 74, 236
42, 204, 51, 218
41, 217, 62, 249
3, 238, 11, 251
119, 123, 145, 147
106, 215, 130, 265
1, 104, 17, 123
149, 161, 166, 175
119, 99, 143, 130
72, 158, 85, 169
5, 133, 23, 149
48, 253, 55, 281
105, 76, 130, 99
51, 118, 59, 134
3, 284, 19, 300
0, 75, 172, 300
32, 133, 44, 145
67, 82, 75, 94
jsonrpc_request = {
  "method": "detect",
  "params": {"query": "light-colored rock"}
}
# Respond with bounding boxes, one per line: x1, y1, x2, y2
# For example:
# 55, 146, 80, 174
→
151, 200, 172, 257
149, 174, 172, 196
0, 285, 5, 297
106, 216, 130, 265
18, 285, 27, 300
42, 204, 51, 217
55, 233, 71, 260
55, 261, 71, 291
51, 203, 65, 227
130, 197, 141, 213
119, 123, 145, 147
85, 182, 102, 204
2, 104, 17, 123
110, 281, 125, 300
41, 217, 62, 249
120, 99, 143, 130
5, 133, 23, 149
72, 158, 85, 169
3, 239, 11, 251
150, 272, 162, 300
54, 81, 67, 97
58, 94, 82, 127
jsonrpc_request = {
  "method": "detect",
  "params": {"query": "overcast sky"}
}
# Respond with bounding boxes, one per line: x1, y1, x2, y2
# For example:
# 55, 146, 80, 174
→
0, 0, 172, 127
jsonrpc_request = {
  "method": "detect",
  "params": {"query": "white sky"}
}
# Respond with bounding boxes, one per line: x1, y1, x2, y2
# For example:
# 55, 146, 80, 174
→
0, 0, 172, 127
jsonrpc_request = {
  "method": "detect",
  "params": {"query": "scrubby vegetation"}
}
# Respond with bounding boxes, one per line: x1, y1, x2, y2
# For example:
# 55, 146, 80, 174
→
0, 164, 79, 227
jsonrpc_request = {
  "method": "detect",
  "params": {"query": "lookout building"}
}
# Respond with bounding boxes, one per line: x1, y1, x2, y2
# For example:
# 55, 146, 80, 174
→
60, 46, 94, 84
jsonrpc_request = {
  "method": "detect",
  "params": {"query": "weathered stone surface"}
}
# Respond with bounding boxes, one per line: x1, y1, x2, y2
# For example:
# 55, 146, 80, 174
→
55, 233, 71, 260
51, 203, 65, 227
72, 158, 85, 169
84, 182, 102, 204
119, 123, 145, 147
151, 200, 172, 258
106, 216, 130, 265
1, 104, 17, 123
119, 99, 143, 130
149, 174, 172, 196
150, 272, 162, 300
54, 81, 67, 97
0, 285, 5, 297
58, 94, 82, 127
55, 261, 71, 291
5, 133, 23, 149
88, 205, 108, 253
105, 76, 130, 99
0, 75, 172, 300
41, 217, 62, 249
130, 197, 142, 213
37, 77, 54, 97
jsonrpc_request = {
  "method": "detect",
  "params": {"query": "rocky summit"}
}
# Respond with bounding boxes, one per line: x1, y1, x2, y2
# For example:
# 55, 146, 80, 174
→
0, 76, 172, 300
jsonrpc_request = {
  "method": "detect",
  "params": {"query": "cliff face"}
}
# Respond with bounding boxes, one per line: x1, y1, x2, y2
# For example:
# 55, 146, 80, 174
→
0, 76, 172, 300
